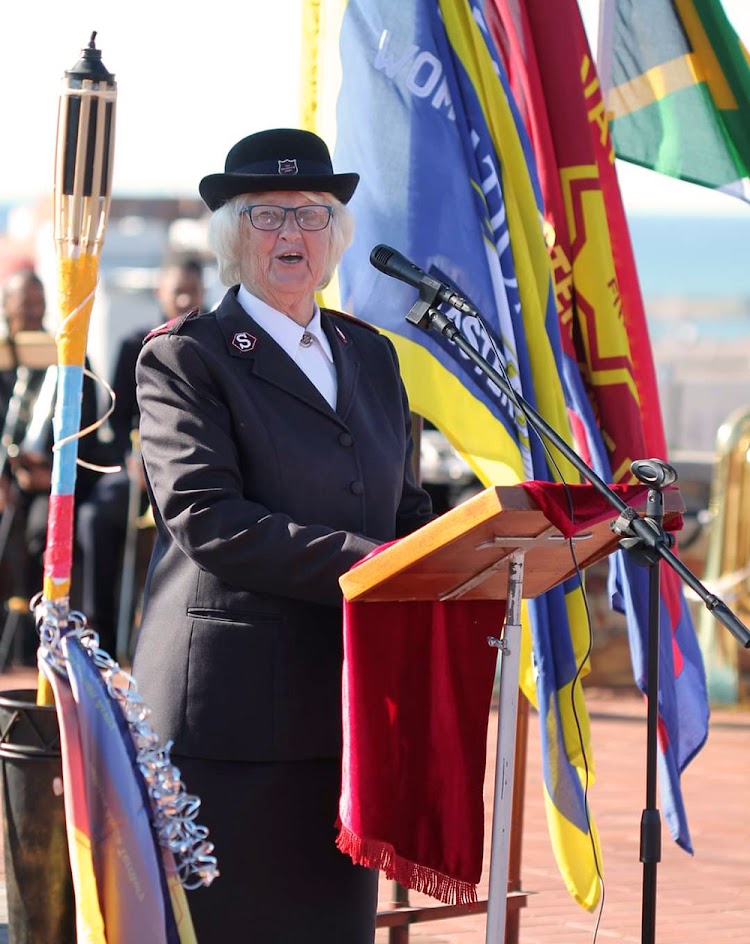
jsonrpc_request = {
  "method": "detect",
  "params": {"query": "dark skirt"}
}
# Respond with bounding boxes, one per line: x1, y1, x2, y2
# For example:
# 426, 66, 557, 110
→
175, 754, 379, 944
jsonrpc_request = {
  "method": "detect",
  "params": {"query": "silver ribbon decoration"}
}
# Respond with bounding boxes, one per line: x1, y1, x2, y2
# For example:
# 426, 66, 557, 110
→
34, 596, 219, 890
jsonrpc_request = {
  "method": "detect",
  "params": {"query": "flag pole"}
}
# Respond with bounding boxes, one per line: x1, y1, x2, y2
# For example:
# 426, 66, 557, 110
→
36, 33, 116, 706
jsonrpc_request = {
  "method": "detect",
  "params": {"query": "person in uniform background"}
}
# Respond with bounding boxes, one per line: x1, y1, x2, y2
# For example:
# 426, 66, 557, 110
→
0, 267, 48, 420
76, 254, 205, 657
131, 128, 435, 944
0, 267, 101, 658
0, 268, 50, 631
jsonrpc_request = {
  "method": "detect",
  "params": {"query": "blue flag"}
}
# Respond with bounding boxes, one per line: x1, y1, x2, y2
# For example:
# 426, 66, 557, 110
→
302, 0, 607, 910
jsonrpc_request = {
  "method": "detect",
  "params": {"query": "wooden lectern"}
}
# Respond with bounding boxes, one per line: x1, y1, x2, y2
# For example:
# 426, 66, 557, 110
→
340, 483, 684, 944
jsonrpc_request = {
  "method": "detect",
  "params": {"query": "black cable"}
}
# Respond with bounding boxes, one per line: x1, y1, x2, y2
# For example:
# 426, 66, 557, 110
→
472, 312, 607, 939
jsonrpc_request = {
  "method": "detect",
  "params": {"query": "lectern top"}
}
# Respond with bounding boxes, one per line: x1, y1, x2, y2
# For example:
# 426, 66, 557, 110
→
339, 484, 684, 603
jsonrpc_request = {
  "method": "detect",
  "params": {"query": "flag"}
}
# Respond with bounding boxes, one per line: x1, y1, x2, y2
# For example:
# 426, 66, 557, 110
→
302, 0, 606, 910
598, 0, 750, 201
485, 0, 709, 863
39, 635, 201, 944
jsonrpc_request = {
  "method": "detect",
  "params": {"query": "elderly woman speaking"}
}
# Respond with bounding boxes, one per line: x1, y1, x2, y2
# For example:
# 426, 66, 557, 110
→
131, 128, 435, 943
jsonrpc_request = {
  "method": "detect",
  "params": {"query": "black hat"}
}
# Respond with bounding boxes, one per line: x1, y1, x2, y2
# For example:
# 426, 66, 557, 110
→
199, 128, 360, 211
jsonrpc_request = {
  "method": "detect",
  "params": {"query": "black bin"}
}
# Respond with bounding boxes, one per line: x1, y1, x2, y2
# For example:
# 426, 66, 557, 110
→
0, 689, 75, 943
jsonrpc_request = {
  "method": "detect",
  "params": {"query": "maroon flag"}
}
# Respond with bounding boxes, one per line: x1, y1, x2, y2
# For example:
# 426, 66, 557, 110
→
484, 0, 709, 891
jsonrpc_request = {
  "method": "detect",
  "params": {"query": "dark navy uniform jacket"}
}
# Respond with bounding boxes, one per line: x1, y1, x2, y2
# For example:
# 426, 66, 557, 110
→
132, 287, 434, 764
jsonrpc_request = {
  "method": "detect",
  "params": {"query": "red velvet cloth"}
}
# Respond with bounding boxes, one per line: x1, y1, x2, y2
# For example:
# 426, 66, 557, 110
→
521, 480, 645, 536
338, 595, 502, 903
337, 480, 681, 902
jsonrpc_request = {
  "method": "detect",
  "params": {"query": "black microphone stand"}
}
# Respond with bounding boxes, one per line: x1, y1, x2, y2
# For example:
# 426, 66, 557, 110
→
403, 285, 750, 944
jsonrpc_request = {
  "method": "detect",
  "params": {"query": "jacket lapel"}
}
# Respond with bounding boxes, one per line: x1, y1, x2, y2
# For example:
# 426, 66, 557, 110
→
321, 310, 360, 422
215, 289, 346, 420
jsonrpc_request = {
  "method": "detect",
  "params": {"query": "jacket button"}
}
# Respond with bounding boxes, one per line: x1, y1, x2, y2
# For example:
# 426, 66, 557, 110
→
339, 432, 353, 447
349, 480, 364, 495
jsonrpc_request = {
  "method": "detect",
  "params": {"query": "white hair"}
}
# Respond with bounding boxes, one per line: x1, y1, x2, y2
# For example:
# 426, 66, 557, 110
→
207, 191, 355, 289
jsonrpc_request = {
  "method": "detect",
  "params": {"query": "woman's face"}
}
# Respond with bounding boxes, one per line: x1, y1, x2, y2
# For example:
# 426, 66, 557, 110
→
237, 190, 332, 314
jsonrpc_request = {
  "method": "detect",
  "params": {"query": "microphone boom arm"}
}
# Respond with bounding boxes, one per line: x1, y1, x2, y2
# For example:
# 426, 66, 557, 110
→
414, 303, 750, 648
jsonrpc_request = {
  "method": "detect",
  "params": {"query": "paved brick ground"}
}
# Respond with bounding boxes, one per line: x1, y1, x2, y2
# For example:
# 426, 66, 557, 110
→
374, 685, 750, 944
0, 666, 748, 943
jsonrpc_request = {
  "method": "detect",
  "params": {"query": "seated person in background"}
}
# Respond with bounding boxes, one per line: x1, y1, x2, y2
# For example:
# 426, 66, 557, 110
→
0, 267, 102, 661
76, 254, 206, 657
0, 267, 47, 413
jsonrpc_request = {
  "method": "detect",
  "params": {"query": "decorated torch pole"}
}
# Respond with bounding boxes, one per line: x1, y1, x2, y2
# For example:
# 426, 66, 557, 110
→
14, 38, 217, 941
37, 33, 116, 705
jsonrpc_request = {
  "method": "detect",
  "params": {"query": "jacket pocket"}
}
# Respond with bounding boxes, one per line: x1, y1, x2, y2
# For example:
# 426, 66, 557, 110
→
184, 614, 280, 761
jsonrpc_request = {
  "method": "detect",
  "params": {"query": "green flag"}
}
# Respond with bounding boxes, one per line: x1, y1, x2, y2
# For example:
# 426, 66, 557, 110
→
598, 0, 750, 201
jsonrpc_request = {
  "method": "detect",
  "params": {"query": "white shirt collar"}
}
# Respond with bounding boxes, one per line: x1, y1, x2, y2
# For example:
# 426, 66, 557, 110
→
236, 284, 333, 363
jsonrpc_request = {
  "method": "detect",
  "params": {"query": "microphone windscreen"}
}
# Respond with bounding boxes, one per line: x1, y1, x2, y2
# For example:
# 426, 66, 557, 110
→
370, 244, 395, 272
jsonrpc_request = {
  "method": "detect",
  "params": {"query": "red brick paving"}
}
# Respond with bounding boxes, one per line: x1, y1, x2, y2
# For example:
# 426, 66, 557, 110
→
374, 685, 750, 944
1, 667, 748, 943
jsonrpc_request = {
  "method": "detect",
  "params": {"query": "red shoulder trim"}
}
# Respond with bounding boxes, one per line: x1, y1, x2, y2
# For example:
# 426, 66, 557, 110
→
144, 307, 201, 342
323, 308, 380, 334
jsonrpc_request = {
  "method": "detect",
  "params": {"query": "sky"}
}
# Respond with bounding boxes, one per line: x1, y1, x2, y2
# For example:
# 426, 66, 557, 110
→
1, 0, 749, 217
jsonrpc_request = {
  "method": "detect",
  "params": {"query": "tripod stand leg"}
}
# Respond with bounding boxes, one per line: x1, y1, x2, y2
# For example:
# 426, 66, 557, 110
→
641, 559, 662, 944
486, 550, 524, 944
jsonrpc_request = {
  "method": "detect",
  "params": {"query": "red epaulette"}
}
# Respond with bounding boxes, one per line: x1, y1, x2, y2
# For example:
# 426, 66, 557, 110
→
324, 308, 380, 334
143, 307, 201, 343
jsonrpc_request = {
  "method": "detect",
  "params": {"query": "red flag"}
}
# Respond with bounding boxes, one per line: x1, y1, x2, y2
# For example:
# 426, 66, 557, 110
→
485, 0, 709, 882
485, 0, 657, 471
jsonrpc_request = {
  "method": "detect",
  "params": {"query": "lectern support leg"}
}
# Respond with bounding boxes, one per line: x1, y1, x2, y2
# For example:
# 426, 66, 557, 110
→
485, 550, 524, 944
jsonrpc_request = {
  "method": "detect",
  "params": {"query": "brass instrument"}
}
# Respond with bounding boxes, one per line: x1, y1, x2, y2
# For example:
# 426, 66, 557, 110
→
0, 331, 59, 471
697, 406, 750, 703
0, 362, 57, 559
0, 365, 34, 477
17, 366, 58, 459
115, 429, 153, 665
0, 362, 56, 669
0, 367, 36, 663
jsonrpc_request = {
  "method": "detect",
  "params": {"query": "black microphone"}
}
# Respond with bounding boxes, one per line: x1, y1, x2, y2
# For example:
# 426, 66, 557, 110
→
370, 244, 478, 315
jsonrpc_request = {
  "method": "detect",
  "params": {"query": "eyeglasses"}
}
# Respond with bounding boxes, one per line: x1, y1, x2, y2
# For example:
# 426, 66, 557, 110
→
240, 204, 333, 231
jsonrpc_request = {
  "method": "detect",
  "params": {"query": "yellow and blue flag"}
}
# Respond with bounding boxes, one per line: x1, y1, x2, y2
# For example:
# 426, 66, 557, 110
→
302, 0, 605, 910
